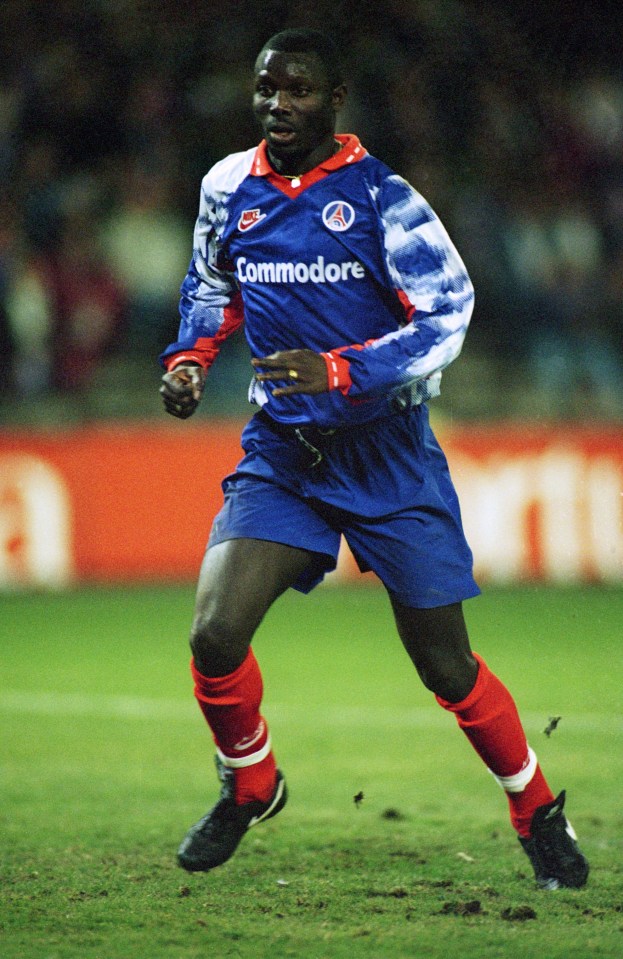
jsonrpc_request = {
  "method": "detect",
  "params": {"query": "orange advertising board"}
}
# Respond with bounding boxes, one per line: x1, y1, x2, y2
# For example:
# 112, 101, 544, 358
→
443, 423, 623, 584
0, 422, 244, 586
0, 420, 622, 587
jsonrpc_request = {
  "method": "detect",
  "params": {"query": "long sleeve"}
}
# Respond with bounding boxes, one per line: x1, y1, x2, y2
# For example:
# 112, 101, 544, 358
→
325, 173, 474, 404
159, 170, 245, 372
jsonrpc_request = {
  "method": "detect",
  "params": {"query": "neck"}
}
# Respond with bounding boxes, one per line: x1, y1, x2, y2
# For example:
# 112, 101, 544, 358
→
267, 136, 341, 177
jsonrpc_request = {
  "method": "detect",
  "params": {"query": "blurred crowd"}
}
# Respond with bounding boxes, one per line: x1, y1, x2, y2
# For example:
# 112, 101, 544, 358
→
1, 0, 622, 422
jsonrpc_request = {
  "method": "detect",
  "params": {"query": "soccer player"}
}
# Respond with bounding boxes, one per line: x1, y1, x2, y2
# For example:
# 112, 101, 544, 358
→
159, 28, 588, 889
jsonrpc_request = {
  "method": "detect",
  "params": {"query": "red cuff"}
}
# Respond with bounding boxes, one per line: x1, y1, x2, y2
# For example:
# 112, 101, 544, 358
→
321, 351, 353, 395
165, 350, 215, 372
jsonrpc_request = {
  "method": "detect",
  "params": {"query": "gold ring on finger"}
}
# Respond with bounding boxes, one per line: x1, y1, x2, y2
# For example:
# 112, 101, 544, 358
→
288, 369, 299, 380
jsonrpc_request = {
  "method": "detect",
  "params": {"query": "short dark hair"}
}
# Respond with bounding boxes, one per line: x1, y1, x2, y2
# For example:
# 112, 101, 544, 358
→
256, 29, 345, 87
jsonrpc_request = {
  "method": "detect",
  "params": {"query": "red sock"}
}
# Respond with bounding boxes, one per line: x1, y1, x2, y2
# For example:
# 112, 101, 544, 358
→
436, 654, 554, 837
191, 649, 277, 805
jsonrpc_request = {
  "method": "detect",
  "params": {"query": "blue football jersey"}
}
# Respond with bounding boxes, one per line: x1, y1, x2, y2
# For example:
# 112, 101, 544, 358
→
161, 135, 474, 429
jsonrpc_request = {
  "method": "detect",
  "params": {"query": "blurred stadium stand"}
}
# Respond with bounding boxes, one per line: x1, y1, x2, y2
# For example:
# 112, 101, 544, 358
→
1, 0, 622, 425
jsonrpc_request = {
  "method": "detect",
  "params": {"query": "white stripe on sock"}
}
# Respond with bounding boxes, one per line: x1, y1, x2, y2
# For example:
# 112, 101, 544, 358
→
217, 735, 272, 769
490, 745, 537, 793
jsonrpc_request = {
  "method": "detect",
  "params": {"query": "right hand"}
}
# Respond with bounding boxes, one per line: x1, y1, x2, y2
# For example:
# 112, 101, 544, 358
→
160, 363, 206, 419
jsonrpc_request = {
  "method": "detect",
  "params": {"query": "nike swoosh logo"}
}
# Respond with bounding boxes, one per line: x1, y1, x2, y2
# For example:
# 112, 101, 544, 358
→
233, 721, 265, 752
248, 779, 285, 827
238, 210, 266, 232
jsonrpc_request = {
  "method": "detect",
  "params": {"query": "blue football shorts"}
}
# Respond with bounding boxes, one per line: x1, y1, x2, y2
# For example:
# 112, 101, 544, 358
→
208, 404, 480, 609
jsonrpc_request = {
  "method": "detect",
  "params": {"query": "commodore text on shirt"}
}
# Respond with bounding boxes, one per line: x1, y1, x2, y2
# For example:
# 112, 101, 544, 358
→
236, 256, 366, 284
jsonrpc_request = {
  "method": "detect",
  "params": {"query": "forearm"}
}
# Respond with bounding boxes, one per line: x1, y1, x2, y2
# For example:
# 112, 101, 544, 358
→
320, 291, 473, 399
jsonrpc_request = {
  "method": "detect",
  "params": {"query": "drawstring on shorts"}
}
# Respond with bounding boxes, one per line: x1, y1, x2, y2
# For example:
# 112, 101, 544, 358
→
293, 426, 336, 468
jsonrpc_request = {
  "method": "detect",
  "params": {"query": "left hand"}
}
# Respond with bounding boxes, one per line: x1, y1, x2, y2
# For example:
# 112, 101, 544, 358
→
251, 349, 328, 396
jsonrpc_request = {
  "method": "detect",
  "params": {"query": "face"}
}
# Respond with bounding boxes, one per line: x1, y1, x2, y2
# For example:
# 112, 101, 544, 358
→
253, 49, 346, 171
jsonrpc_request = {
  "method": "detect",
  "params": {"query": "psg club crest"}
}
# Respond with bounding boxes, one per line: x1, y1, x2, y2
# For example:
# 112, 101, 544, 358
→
322, 201, 356, 232
238, 208, 266, 232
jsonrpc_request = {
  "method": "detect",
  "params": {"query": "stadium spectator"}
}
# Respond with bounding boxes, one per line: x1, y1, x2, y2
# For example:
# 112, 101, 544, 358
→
51, 213, 128, 393
503, 189, 623, 418
5, 255, 55, 396
159, 28, 589, 890
99, 164, 191, 352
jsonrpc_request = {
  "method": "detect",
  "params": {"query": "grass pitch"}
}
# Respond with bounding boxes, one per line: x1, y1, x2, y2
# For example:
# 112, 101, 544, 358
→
1, 583, 622, 958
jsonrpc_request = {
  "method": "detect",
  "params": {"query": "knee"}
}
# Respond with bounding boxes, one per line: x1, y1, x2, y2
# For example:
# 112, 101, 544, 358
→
417, 651, 478, 703
189, 608, 250, 676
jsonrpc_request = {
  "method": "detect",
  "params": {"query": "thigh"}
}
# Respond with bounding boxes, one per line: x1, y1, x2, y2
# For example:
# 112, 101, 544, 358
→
195, 536, 316, 634
342, 505, 480, 609
390, 597, 477, 701
209, 473, 341, 593
318, 407, 480, 607
191, 537, 316, 674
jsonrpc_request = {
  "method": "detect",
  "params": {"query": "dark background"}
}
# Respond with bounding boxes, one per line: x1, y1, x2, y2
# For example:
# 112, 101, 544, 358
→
1, 0, 622, 422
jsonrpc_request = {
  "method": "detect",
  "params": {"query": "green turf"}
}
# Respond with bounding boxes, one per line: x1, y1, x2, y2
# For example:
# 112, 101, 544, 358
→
1, 584, 622, 958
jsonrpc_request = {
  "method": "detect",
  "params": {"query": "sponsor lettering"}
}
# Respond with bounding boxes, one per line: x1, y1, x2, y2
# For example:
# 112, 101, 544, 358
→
237, 255, 365, 284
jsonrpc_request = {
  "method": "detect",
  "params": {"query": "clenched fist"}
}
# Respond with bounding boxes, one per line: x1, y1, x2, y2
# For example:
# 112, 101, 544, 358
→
160, 363, 206, 419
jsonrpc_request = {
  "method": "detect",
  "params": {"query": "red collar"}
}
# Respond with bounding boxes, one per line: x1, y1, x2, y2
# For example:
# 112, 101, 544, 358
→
250, 134, 367, 196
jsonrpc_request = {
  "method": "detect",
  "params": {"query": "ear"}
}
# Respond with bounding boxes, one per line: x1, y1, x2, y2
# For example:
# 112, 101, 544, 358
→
332, 83, 347, 110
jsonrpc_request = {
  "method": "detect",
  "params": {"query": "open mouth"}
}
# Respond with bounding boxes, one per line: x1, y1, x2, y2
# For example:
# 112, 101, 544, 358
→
267, 125, 296, 144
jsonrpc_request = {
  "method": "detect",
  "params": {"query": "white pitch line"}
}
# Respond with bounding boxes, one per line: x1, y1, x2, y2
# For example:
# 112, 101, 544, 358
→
0, 690, 196, 721
0, 690, 621, 734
